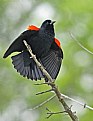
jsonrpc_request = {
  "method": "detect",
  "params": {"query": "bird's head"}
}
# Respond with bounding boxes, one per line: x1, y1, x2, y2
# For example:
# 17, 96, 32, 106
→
40, 20, 56, 36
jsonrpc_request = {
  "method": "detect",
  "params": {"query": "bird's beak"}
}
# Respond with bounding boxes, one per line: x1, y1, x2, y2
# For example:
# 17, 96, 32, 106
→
51, 21, 56, 24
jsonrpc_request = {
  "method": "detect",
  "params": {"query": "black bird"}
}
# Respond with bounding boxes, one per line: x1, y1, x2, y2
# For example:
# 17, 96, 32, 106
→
3, 20, 63, 81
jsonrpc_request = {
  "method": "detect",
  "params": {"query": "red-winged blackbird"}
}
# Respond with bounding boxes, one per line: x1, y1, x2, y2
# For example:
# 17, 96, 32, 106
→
3, 20, 63, 81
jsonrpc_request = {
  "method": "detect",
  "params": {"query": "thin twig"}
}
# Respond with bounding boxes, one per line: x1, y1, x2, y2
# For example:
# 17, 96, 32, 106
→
23, 40, 79, 121
29, 95, 56, 111
61, 93, 93, 111
70, 32, 93, 55
29, 93, 93, 111
46, 107, 66, 119
36, 89, 53, 95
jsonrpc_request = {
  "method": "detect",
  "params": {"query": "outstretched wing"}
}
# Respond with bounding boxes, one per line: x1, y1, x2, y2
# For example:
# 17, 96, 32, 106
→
11, 51, 44, 80
3, 30, 36, 58
39, 49, 62, 81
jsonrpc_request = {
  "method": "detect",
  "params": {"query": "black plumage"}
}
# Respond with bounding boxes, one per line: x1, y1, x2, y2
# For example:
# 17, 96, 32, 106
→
3, 20, 63, 81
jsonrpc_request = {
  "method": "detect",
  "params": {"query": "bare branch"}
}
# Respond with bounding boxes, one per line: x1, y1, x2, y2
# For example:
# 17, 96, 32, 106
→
36, 89, 53, 95
70, 32, 93, 55
61, 93, 93, 111
23, 40, 79, 121
23, 40, 53, 82
29, 95, 56, 111
28, 93, 93, 112
46, 107, 67, 119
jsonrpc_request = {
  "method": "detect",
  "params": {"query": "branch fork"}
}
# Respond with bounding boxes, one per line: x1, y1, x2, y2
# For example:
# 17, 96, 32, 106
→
46, 107, 67, 119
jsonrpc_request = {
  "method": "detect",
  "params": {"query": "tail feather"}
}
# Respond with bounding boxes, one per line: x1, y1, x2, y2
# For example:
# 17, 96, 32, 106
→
11, 52, 44, 80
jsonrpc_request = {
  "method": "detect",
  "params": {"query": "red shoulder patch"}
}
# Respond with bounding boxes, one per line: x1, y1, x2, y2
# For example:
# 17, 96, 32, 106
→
54, 38, 61, 48
27, 25, 40, 31
27, 25, 61, 48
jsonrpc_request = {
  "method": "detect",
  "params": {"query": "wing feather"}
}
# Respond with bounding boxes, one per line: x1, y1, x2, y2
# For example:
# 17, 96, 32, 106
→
11, 51, 44, 80
39, 49, 62, 80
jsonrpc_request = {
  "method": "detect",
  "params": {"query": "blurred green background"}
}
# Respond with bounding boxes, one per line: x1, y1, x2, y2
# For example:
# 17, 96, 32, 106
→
0, 0, 93, 121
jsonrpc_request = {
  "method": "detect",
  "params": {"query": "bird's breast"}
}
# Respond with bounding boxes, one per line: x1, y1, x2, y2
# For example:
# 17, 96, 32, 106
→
28, 32, 54, 58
